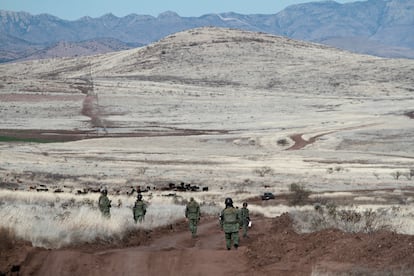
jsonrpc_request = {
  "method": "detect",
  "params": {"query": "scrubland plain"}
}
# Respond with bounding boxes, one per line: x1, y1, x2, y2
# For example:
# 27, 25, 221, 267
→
1, 27, 414, 275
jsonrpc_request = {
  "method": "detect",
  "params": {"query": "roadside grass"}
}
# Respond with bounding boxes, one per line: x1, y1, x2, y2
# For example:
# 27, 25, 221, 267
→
290, 204, 414, 234
0, 189, 221, 248
1, 189, 413, 248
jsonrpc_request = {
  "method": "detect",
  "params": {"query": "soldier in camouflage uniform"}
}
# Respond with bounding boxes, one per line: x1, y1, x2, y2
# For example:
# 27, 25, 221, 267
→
133, 193, 147, 223
98, 189, 111, 218
240, 202, 250, 238
185, 197, 201, 238
220, 197, 240, 250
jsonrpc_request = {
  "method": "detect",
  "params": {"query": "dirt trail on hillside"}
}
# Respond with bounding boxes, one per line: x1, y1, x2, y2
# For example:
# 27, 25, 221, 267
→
2, 214, 414, 276
287, 123, 381, 150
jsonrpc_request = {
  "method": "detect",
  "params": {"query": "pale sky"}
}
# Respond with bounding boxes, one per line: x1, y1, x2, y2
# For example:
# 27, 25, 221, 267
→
0, 0, 357, 20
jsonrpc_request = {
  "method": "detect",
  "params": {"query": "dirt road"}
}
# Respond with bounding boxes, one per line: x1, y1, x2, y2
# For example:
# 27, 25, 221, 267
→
2, 214, 413, 276
19, 218, 253, 276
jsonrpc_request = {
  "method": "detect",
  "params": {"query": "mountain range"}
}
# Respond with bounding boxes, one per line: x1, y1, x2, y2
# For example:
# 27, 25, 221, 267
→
1, 0, 413, 62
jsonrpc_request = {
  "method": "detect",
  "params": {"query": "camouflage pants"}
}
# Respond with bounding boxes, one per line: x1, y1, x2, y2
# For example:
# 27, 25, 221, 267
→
242, 222, 249, 237
134, 215, 145, 223
101, 210, 110, 219
224, 231, 239, 250
188, 218, 199, 237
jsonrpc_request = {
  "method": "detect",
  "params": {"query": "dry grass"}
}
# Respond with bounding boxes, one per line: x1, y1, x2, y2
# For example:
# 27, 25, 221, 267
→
0, 189, 222, 248
291, 204, 414, 234
1, 188, 414, 248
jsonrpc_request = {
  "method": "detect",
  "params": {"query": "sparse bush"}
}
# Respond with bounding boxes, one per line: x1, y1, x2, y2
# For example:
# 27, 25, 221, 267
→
293, 205, 400, 234
337, 209, 362, 223
391, 171, 402, 180
404, 169, 414, 180
136, 167, 147, 175
277, 138, 288, 146
289, 183, 311, 205
312, 196, 328, 207
326, 167, 343, 174
239, 178, 253, 192
253, 166, 274, 177
326, 202, 337, 218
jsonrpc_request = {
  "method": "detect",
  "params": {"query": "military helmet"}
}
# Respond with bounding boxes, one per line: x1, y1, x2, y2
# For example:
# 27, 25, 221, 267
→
243, 202, 248, 207
225, 197, 233, 206
101, 188, 108, 195
137, 193, 143, 200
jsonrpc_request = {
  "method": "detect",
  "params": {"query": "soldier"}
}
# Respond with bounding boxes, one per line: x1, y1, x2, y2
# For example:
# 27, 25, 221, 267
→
98, 188, 111, 218
240, 202, 250, 238
133, 193, 147, 223
185, 197, 201, 238
220, 197, 240, 250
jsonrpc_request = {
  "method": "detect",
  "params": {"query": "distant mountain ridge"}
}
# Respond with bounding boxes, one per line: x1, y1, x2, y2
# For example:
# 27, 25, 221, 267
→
1, 0, 413, 62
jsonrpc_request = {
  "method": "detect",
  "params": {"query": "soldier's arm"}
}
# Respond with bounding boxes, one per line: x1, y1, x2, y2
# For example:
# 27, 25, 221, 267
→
108, 198, 112, 207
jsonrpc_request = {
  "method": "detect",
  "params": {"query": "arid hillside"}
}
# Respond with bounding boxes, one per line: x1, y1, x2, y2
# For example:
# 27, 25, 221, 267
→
1, 26, 414, 276
0, 27, 413, 193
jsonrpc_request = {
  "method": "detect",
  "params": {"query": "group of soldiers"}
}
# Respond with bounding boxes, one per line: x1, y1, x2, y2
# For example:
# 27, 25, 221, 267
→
98, 188, 147, 223
98, 189, 250, 250
185, 196, 250, 250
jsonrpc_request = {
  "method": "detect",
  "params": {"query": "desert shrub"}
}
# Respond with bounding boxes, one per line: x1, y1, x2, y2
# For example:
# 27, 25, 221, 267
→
326, 166, 344, 174
293, 206, 399, 234
337, 209, 362, 223
136, 167, 147, 175
326, 202, 337, 218
238, 178, 253, 192
289, 183, 310, 205
404, 169, 414, 180
277, 138, 288, 146
253, 166, 274, 177
391, 171, 402, 180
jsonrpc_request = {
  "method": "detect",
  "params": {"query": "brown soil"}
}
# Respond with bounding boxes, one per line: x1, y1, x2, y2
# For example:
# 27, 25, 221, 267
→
1, 214, 413, 276
405, 111, 414, 119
